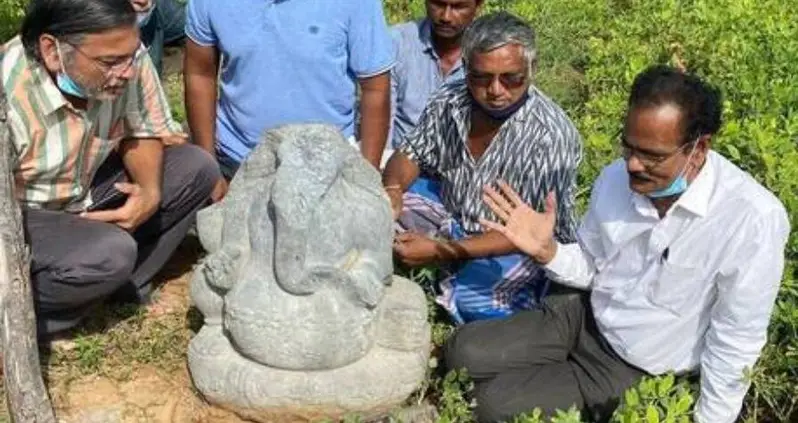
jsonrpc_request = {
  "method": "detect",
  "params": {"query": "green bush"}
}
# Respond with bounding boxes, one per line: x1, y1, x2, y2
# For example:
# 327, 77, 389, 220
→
0, 0, 24, 42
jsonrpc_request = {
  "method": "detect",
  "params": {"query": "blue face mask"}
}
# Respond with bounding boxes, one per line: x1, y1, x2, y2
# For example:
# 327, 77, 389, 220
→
646, 142, 698, 199
473, 91, 530, 121
646, 173, 689, 198
137, 7, 155, 27
55, 42, 88, 99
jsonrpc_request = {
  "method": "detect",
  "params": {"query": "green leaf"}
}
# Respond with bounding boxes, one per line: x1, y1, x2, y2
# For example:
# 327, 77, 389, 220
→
646, 405, 660, 423
657, 374, 675, 396
625, 387, 640, 408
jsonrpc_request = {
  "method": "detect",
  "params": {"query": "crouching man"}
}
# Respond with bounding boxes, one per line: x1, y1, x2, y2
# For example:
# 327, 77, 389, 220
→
446, 66, 790, 423
383, 12, 582, 323
3, 0, 220, 336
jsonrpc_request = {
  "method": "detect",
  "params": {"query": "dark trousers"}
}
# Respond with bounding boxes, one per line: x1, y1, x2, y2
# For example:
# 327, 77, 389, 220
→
444, 291, 647, 423
25, 144, 219, 336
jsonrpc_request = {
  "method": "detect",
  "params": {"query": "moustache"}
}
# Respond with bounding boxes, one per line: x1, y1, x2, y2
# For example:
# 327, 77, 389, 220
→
628, 172, 654, 182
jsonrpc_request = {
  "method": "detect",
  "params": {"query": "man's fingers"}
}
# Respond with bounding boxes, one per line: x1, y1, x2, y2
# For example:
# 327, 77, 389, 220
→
544, 191, 558, 215
497, 180, 524, 207
114, 182, 139, 195
479, 218, 506, 234
81, 208, 123, 222
395, 232, 417, 243
482, 193, 510, 222
483, 184, 515, 214
211, 178, 228, 203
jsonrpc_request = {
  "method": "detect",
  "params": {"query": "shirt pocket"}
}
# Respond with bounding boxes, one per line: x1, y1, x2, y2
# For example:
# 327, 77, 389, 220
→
647, 261, 700, 315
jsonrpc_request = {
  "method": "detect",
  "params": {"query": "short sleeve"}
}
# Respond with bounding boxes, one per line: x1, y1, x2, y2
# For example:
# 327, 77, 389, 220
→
347, 0, 395, 77
388, 26, 405, 147
185, 0, 216, 47
123, 50, 185, 142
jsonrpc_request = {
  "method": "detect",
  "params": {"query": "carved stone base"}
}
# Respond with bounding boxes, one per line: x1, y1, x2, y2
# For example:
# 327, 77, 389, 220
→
188, 277, 431, 423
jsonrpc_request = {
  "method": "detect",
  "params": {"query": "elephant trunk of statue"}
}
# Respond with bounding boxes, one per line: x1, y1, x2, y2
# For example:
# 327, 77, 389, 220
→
270, 171, 335, 295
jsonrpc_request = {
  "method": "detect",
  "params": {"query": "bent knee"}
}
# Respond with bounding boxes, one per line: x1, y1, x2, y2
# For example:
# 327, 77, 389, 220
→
166, 143, 221, 197
473, 384, 515, 423
60, 227, 137, 283
444, 323, 493, 374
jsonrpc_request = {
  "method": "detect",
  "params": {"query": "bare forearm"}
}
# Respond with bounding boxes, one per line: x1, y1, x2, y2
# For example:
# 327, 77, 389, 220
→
439, 230, 518, 261
119, 139, 163, 198
358, 73, 390, 168
184, 41, 219, 155
382, 151, 420, 191
185, 75, 218, 154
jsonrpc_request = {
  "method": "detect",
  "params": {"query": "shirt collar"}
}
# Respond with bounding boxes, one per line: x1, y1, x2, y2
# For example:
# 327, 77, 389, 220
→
671, 150, 716, 217
419, 19, 436, 56
630, 150, 716, 218
28, 57, 68, 116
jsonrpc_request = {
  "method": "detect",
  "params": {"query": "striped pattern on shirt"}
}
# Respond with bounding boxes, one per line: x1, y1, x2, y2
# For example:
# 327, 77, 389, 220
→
1, 36, 184, 211
398, 81, 582, 241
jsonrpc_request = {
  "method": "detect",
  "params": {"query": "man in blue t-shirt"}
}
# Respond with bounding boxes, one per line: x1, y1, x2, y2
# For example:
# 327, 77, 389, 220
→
184, 0, 394, 200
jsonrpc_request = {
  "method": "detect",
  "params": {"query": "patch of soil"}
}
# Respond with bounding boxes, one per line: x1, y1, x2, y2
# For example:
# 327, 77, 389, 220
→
55, 365, 246, 423
48, 236, 250, 423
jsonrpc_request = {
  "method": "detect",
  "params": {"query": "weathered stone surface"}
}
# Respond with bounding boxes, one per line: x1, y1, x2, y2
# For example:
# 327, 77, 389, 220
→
188, 124, 430, 422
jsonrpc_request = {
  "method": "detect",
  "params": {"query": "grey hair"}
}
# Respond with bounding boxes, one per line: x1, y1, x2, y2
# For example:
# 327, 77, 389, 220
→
461, 12, 537, 78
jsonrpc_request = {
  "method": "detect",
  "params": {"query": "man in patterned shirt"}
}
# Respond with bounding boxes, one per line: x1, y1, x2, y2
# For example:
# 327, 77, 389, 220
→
3, 0, 220, 336
382, 12, 582, 323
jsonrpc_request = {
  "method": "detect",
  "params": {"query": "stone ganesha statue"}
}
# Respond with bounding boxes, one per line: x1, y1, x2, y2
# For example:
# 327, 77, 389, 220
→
187, 124, 431, 422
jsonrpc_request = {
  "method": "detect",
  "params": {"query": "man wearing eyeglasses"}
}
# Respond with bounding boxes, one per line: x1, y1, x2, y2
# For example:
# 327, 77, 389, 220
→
445, 66, 790, 422
382, 12, 582, 324
2, 0, 220, 337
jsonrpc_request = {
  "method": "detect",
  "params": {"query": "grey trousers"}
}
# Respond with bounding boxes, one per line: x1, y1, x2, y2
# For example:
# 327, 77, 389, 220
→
24, 144, 219, 336
444, 291, 647, 423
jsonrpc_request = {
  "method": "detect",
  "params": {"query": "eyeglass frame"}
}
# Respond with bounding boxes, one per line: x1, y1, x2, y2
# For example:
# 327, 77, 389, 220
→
466, 67, 528, 89
57, 39, 143, 78
616, 130, 699, 170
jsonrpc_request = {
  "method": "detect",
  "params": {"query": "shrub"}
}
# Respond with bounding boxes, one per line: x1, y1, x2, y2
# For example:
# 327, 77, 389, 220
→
0, 0, 24, 42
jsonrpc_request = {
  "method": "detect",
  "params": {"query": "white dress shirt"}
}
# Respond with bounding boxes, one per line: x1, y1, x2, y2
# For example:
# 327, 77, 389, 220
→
544, 151, 790, 423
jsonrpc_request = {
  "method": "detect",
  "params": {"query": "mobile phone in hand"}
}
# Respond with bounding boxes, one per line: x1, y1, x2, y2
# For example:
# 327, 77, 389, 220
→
85, 189, 129, 212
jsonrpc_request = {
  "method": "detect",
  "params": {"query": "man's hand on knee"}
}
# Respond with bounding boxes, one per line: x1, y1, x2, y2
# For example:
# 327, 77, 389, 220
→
81, 182, 160, 231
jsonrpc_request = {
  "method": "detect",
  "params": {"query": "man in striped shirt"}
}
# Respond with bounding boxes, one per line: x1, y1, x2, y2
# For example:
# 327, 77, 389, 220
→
3, 0, 219, 336
382, 12, 582, 323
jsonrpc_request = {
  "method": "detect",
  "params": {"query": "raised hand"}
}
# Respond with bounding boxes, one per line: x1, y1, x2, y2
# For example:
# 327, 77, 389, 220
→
479, 180, 559, 264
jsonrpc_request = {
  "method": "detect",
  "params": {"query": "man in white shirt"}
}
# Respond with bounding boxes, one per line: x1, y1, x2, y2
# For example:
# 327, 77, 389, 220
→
444, 65, 790, 423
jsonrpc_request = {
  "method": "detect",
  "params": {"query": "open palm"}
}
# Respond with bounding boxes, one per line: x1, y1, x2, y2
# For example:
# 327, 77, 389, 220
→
480, 181, 557, 262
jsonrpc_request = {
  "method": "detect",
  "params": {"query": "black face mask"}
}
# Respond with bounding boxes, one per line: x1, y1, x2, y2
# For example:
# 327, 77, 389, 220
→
472, 91, 530, 121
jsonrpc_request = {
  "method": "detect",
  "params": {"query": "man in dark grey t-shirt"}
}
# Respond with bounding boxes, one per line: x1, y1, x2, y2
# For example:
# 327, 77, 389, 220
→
382, 12, 582, 324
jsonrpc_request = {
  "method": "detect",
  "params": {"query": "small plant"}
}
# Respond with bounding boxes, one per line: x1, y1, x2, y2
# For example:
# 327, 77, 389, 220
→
611, 374, 694, 423
511, 405, 584, 423
73, 334, 106, 372
435, 369, 476, 423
